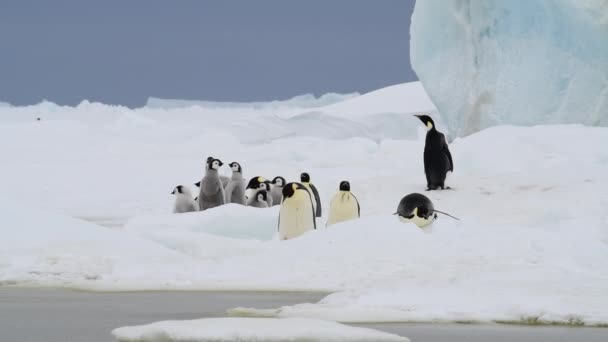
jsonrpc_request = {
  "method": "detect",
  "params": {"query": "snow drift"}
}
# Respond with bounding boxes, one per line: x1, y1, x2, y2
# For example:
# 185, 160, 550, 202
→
411, 0, 608, 137
111, 317, 409, 342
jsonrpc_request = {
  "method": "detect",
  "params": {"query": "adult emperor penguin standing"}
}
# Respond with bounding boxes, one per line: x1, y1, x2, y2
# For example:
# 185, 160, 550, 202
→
415, 114, 454, 190
198, 158, 226, 210
278, 182, 316, 240
171, 185, 197, 213
246, 177, 273, 207
270, 176, 286, 206
224, 162, 246, 205
300, 172, 322, 217
326, 181, 360, 227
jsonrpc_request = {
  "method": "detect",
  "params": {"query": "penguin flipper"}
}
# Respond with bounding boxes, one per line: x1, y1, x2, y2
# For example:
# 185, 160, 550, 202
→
309, 184, 322, 217
307, 190, 317, 229
352, 193, 361, 218
441, 134, 454, 172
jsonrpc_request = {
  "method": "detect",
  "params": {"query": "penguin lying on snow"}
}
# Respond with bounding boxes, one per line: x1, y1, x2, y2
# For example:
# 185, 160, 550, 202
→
278, 182, 316, 240
326, 180, 360, 227
270, 176, 286, 206
415, 114, 454, 190
198, 158, 226, 210
395, 193, 459, 228
224, 162, 246, 205
300, 172, 322, 217
171, 185, 197, 213
249, 190, 270, 208
246, 177, 273, 207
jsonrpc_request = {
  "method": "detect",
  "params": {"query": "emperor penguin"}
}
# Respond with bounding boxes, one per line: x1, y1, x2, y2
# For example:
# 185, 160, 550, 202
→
249, 189, 270, 208
300, 172, 322, 217
415, 114, 454, 190
198, 158, 226, 210
171, 185, 197, 213
202, 156, 230, 188
278, 182, 316, 240
395, 193, 459, 228
270, 176, 286, 206
246, 177, 273, 207
224, 161, 246, 205
326, 181, 360, 227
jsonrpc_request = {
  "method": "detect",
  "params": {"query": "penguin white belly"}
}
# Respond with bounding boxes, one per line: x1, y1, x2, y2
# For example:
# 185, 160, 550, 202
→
279, 191, 315, 240
301, 183, 318, 214
174, 196, 197, 213
326, 193, 359, 226
398, 214, 435, 228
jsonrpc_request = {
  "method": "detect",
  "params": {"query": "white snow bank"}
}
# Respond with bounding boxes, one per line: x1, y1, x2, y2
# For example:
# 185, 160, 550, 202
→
411, 0, 608, 137
125, 205, 280, 241
0, 199, 190, 287
111, 317, 409, 342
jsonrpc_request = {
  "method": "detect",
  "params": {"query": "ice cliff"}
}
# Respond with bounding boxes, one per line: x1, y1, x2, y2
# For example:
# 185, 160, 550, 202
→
411, 0, 608, 137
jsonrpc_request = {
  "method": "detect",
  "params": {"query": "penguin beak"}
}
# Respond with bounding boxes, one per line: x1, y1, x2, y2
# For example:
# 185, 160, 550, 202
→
171, 190, 176, 195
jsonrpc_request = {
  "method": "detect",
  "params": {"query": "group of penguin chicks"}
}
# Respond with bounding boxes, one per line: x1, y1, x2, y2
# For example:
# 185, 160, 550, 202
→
171, 155, 359, 240
171, 114, 458, 240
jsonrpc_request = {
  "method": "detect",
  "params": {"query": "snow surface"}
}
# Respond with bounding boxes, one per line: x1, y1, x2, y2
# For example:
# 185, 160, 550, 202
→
411, 0, 608, 138
1, 83, 607, 325
111, 317, 409, 342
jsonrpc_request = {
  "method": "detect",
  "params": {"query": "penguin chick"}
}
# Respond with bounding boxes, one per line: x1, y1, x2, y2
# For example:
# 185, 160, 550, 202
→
246, 177, 273, 207
203, 156, 230, 188
300, 172, 322, 217
171, 185, 197, 213
224, 161, 246, 205
270, 176, 286, 206
249, 189, 269, 208
198, 158, 226, 210
415, 114, 454, 191
326, 180, 360, 227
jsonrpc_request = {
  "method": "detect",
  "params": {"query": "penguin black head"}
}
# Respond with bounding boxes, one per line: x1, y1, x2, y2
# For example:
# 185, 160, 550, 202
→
256, 189, 268, 202
229, 162, 242, 173
282, 182, 305, 199
339, 180, 350, 192
171, 185, 184, 195
246, 176, 267, 190
300, 172, 311, 183
272, 176, 286, 187
415, 114, 435, 131
207, 158, 224, 170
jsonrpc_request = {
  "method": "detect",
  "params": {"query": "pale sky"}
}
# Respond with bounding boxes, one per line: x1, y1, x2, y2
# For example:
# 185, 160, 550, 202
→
0, 0, 417, 107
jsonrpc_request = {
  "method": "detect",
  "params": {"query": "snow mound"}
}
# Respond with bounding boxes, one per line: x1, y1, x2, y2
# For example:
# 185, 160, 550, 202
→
125, 204, 280, 241
411, 0, 608, 137
111, 317, 409, 342
0, 199, 187, 287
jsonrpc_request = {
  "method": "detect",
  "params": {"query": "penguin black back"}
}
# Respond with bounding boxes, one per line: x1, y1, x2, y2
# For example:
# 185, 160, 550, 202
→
415, 114, 453, 190
300, 172, 322, 217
